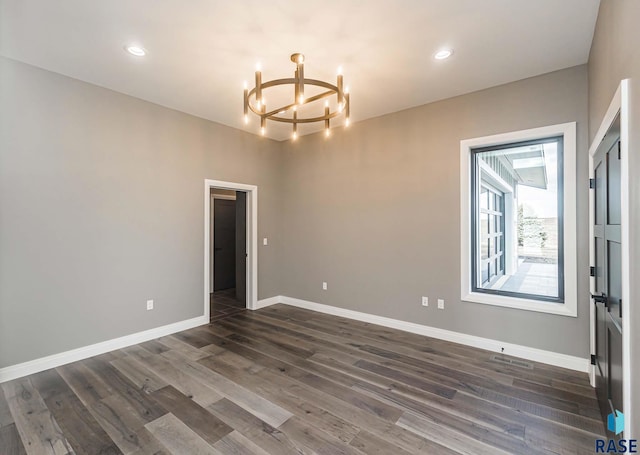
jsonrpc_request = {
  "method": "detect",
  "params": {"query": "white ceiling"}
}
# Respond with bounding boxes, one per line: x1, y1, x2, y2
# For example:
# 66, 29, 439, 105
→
0, 0, 600, 141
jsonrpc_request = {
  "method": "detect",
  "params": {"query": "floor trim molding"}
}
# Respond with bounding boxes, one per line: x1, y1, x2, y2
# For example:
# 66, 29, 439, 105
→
254, 296, 281, 310
265, 296, 589, 373
0, 315, 208, 383
1, 295, 589, 383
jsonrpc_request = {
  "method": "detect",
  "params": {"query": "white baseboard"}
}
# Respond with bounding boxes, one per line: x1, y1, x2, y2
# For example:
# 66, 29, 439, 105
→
277, 296, 589, 373
253, 296, 281, 310
1, 296, 589, 383
0, 315, 208, 383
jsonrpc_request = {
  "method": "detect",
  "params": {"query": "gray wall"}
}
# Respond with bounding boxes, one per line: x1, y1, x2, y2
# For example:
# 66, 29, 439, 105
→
0, 56, 598, 371
280, 65, 590, 357
588, 0, 640, 438
0, 57, 282, 368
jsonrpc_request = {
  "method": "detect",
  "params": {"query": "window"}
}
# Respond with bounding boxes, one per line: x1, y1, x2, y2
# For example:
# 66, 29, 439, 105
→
460, 123, 577, 317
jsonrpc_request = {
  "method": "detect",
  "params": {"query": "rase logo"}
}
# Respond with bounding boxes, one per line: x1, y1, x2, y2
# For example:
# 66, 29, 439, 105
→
595, 411, 638, 453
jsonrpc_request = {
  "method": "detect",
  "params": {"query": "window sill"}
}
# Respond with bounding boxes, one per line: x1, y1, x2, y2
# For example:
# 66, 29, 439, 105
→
462, 292, 577, 317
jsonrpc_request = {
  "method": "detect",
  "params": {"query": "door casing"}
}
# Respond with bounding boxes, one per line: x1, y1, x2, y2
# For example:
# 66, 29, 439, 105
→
204, 179, 258, 316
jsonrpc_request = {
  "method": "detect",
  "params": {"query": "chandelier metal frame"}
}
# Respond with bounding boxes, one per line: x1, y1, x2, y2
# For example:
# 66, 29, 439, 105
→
243, 53, 350, 138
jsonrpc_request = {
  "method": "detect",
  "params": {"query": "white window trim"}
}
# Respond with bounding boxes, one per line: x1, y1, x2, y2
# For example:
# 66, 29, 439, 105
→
460, 122, 577, 317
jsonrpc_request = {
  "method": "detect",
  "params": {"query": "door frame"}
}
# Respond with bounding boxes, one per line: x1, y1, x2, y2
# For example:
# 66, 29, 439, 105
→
204, 179, 258, 316
588, 80, 630, 428
210, 192, 237, 293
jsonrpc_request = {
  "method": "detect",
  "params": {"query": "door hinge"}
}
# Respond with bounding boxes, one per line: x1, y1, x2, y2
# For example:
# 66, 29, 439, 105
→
592, 293, 608, 306
590, 266, 596, 277
591, 354, 597, 365
618, 141, 621, 160
589, 178, 596, 189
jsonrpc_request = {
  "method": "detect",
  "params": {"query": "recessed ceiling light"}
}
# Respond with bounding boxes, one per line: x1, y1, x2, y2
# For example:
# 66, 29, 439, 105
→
125, 45, 146, 57
434, 49, 453, 60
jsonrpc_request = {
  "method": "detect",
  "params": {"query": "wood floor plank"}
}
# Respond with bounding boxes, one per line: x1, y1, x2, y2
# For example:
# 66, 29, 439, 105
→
149, 385, 232, 445
82, 357, 166, 424
212, 430, 271, 455
0, 423, 28, 455
397, 411, 513, 455
56, 362, 114, 406
171, 330, 216, 349
122, 345, 222, 407
207, 398, 316, 455
145, 413, 221, 455
155, 335, 209, 361
89, 394, 166, 455
2, 378, 76, 455
138, 340, 170, 356
30, 369, 122, 455
109, 356, 168, 394
277, 416, 363, 455
348, 429, 415, 455
162, 350, 292, 428
0, 385, 15, 429
512, 377, 601, 410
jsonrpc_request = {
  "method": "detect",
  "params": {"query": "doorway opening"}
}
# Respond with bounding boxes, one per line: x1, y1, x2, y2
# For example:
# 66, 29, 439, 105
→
210, 190, 246, 321
204, 180, 258, 322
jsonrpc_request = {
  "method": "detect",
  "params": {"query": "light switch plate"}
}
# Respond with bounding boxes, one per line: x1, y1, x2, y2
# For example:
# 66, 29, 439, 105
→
422, 296, 429, 307
437, 299, 444, 310
146, 300, 154, 310
322, 282, 328, 290
263, 238, 268, 246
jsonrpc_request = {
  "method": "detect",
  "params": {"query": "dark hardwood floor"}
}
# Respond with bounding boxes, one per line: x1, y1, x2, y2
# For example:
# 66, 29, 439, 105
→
210, 288, 246, 322
0, 304, 604, 454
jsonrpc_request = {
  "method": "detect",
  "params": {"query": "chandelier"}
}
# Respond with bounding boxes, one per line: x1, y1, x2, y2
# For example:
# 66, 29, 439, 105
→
243, 53, 350, 139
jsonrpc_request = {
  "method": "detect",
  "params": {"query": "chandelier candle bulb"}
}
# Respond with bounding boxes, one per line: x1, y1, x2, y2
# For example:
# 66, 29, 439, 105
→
296, 59, 304, 104
325, 106, 330, 132
293, 111, 298, 132
345, 93, 350, 119
255, 70, 262, 103
337, 74, 344, 105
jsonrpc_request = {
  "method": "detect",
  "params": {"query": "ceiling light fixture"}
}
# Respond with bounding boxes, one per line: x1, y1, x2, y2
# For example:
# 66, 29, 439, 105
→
243, 53, 350, 139
125, 45, 146, 57
434, 49, 453, 60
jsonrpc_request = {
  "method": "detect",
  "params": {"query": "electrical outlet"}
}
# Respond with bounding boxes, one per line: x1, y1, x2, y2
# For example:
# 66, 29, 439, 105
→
263, 237, 268, 246
421, 296, 429, 307
437, 299, 444, 310
146, 300, 154, 310
322, 282, 328, 290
